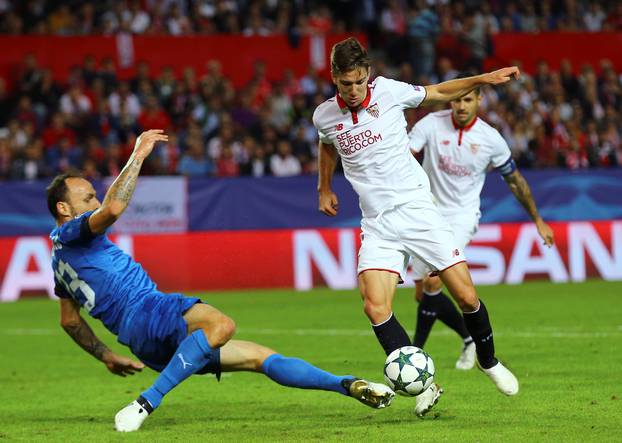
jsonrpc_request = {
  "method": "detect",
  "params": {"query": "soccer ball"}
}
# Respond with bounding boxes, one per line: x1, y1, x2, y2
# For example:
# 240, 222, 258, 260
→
383, 346, 435, 396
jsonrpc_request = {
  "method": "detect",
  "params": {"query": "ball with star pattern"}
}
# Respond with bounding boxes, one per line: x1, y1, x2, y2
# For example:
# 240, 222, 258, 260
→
383, 346, 435, 396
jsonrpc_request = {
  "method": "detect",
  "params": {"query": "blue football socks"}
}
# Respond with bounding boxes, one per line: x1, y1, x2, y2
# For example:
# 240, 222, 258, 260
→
262, 354, 352, 395
141, 330, 215, 409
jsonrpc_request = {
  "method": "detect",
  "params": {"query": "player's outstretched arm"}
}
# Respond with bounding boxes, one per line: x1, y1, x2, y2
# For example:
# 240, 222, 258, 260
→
59, 298, 145, 376
503, 170, 554, 246
88, 129, 168, 234
317, 142, 339, 216
422, 67, 520, 106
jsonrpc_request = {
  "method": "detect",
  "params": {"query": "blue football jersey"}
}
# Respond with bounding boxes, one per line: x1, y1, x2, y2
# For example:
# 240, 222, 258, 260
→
50, 211, 157, 336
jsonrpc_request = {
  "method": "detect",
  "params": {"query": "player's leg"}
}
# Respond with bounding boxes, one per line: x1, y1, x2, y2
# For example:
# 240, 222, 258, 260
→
116, 302, 236, 432
440, 263, 518, 394
218, 340, 394, 409
415, 274, 475, 369
139, 304, 235, 409
359, 270, 411, 355
411, 258, 438, 349
357, 217, 412, 356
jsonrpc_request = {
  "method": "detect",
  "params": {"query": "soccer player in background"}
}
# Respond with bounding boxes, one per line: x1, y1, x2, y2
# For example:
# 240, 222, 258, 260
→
313, 37, 521, 416
48, 130, 394, 433
408, 73, 554, 370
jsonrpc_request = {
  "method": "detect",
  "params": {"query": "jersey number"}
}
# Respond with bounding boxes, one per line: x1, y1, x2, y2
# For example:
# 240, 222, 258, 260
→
55, 260, 96, 313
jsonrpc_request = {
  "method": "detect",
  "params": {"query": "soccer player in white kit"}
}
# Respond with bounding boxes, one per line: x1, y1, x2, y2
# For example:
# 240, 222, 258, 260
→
408, 74, 554, 370
313, 38, 521, 415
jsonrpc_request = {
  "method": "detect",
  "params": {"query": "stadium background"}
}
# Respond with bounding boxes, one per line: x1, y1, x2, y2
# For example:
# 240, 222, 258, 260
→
1, 0, 621, 297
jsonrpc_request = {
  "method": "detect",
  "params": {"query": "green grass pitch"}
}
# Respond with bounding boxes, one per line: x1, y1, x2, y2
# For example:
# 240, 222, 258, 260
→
0, 280, 620, 442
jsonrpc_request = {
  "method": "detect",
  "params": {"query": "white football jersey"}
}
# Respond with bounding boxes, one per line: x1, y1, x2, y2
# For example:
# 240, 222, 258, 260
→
409, 110, 512, 215
313, 76, 430, 218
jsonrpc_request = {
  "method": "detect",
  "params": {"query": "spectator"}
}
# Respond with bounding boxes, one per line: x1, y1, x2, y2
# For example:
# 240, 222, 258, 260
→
109, 81, 141, 119
216, 145, 240, 177
241, 144, 269, 177
12, 139, 47, 180
42, 113, 77, 149
177, 138, 212, 176
584, 2, 606, 31
270, 140, 301, 177
138, 95, 172, 131
0, 134, 11, 179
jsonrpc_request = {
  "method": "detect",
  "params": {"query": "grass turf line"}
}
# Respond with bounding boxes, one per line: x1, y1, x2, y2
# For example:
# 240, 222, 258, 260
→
0, 280, 620, 442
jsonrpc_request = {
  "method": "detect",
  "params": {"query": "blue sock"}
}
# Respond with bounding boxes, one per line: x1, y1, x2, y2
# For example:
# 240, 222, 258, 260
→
262, 354, 353, 395
141, 330, 214, 409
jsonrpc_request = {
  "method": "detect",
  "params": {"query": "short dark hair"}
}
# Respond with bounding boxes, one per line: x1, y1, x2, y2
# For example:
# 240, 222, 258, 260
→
330, 37, 371, 75
455, 71, 481, 95
46, 172, 82, 218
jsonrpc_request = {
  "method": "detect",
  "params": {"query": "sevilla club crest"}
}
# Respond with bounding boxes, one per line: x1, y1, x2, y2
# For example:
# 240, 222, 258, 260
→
366, 103, 380, 118
470, 143, 479, 154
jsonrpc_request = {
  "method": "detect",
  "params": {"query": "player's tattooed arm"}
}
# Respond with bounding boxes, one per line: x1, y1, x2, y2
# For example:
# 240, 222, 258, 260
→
59, 298, 145, 376
60, 298, 111, 361
89, 130, 168, 233
504, 170, 555, 246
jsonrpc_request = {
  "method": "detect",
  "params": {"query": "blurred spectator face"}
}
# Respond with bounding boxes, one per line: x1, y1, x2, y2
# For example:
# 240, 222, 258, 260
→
277, 140, 291, 157
146, 95, 159, 110
82, 159, 101, 180
18, 96, 32, 111
450, 90, 482, 126
51, 113, 64, 128
119, 82, 130, 95
253, 145, 265, 159
221, 145, 233, 159
58, 137, 72, 152
331, 67, 370, 109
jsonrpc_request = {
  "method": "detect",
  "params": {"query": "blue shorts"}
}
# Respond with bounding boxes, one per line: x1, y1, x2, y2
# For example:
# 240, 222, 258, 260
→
117, 292, 220, 375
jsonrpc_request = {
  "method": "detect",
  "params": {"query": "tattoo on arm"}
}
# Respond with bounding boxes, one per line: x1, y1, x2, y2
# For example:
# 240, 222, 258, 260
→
63, 317, 110, 361
504, 171, 541, 222
104, 155, 143, 206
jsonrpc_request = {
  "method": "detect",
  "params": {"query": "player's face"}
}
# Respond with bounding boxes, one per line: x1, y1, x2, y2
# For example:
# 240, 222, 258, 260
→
332, 67, 370, 109
450, 90, 482, 127
63, 177, 101, 218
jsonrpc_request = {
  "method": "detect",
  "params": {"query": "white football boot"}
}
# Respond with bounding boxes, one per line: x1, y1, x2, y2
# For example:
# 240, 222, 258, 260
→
455, 342, 476, 370
344, 379, 395, 409
481, 361, 519, 396
414, 383, 443, 417
114, 399, 151, 432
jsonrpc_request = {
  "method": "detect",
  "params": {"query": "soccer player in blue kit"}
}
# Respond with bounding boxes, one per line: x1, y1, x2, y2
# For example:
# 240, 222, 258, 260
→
48, 129, 394, 433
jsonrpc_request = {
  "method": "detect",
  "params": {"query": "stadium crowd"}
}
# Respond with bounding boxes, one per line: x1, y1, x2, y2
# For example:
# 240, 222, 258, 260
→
0, 0, 621, 180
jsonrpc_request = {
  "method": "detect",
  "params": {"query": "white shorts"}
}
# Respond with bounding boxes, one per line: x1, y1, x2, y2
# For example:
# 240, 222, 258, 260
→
357, 194, 466, 283
410, 210, 480, 281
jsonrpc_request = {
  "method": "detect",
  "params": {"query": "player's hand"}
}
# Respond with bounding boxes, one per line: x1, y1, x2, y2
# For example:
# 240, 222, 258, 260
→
319, 190, 339, 216
102, 351, 145, 377
536, 219, 554, 247
133, 129, 169, 161
484, 66, 520, 85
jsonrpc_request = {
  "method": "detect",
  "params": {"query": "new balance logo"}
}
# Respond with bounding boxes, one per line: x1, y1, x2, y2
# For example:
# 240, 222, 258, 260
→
178, 353, 193, 369
335, 123, 344, 131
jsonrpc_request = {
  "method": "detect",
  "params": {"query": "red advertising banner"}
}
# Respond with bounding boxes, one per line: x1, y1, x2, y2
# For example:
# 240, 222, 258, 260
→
0, 34, 363, 89
486, 32, 622, 74
1, 220, 620, 301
